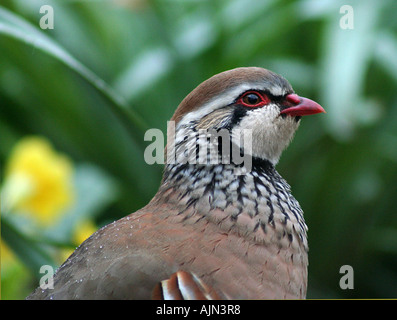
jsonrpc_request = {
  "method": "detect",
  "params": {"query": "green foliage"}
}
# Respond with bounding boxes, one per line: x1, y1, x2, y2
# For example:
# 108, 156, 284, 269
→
1, 0, 396, 299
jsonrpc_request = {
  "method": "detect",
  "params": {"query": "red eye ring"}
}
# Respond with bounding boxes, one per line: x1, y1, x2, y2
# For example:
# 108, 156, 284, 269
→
239, 91, 270, 108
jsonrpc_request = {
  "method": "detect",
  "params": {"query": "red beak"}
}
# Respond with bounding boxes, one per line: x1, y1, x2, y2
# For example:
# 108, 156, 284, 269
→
280, 94, 325, 117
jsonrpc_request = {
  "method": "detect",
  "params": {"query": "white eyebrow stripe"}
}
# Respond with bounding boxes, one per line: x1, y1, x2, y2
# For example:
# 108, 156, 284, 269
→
177, 82, 286, 128
268, 86, 285, 96
177, 84, 250, 128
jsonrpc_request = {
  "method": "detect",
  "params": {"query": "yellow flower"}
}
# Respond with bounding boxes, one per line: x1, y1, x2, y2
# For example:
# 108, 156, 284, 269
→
1, 240, 17, 267
72, 220, 97, 246
2, 136, 74, 226
60, 220, 98, 262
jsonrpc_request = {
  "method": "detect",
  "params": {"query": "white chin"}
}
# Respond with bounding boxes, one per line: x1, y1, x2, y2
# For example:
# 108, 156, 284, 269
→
231, 108, 300, 166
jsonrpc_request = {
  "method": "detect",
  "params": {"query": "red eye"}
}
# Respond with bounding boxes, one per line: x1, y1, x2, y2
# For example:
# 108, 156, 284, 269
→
239, 91, 269, 107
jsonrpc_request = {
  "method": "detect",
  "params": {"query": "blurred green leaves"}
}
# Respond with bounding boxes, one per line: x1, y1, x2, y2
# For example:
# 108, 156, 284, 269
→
0, 5, 148, 146
320, 0, 381, 139
1, 0, 397, 299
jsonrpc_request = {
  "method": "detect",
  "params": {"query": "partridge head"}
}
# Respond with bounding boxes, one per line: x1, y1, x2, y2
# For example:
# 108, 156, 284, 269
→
27, 67, 325, 300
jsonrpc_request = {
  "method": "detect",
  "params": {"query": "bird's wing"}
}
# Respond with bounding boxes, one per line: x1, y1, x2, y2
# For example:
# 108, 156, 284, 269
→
152, 270, 223, 300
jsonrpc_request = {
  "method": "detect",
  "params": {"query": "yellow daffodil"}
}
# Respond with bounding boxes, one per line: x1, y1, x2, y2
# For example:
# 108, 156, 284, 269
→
1, 241, 17, 268
60, 220, 98, 262
0, 240, 31, 300
2, 136, 74, 226
72, 220, 97, 246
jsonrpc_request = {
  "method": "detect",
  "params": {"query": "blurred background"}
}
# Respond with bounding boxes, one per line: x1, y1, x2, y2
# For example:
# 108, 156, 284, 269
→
1, 0, 396, 299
